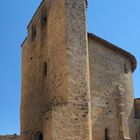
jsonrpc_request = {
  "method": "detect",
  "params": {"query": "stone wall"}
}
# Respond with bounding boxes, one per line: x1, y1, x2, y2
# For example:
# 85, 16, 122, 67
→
135, 98, 140, 119
43, 0, 91, 139
21, 0, 67, 139
21, 0, 91, 140
88, 38, 135, 140
0, 135, 20, 140
134, 99, 140, 140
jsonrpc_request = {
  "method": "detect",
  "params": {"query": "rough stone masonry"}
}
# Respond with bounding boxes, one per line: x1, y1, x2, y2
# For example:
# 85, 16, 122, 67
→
1, 0, 140, 140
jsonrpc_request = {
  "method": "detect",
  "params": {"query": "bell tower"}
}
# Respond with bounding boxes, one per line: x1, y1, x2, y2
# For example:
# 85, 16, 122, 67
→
21, 0, 91, 140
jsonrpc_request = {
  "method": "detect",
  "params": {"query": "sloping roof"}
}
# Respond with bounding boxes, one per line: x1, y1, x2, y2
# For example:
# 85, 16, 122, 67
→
135, 98, 140, 101
88, 33, 137, 72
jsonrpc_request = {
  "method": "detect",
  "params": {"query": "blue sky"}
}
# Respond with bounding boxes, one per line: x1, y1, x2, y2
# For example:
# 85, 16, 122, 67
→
0, 0, 139, 135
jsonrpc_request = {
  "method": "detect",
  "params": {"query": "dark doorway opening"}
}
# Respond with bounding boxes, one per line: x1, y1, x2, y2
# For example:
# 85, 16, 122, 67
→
33, 131, 43, 140
105, 128, 110, 140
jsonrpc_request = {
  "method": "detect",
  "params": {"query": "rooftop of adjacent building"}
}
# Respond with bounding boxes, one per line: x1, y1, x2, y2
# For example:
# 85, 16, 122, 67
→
135, 98, 140, 102
88, 33, 137, 72
0, 134, 20, 140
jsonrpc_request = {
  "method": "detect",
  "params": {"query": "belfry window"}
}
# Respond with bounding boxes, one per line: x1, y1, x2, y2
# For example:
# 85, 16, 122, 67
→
31, 25, 37, 41
33, 131, 43, 140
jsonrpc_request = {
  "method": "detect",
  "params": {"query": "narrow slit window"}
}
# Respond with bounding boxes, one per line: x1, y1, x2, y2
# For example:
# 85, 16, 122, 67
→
31, 26, 36, 41
136, 133, 138, 140
44, 62, 47, 76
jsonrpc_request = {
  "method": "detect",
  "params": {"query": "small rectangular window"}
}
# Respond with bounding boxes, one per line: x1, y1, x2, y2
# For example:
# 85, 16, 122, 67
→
31, 26, 36, 41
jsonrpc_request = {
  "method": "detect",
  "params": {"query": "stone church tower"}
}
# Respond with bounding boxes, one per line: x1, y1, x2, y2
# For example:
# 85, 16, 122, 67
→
20, 0, 140, 140
21, 0, 91, 140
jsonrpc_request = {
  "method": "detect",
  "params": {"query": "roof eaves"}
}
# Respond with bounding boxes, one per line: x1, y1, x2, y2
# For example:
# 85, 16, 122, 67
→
88, 33, 137, 72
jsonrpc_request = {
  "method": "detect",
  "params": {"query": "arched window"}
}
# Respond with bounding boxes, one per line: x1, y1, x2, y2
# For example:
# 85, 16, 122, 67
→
33, 131, 43, 140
